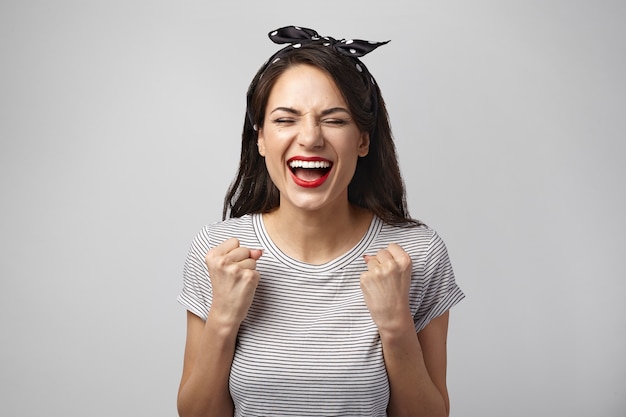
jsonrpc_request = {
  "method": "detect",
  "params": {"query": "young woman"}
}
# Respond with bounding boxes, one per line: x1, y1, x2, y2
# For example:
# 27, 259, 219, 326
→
177, 26, 464, 417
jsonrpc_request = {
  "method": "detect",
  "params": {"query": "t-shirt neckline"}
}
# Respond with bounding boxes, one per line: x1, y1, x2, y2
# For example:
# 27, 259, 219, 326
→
251, 213, 382, 274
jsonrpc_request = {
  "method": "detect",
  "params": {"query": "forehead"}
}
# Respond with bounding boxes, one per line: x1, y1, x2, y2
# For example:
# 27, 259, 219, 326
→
267, 64, 347, 107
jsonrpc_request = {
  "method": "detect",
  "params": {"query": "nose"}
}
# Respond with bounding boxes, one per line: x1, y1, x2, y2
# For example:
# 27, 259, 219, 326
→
297, 117, 323, 149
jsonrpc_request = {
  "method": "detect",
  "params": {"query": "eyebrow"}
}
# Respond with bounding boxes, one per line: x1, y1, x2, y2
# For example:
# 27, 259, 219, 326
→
269, 106, 351, 116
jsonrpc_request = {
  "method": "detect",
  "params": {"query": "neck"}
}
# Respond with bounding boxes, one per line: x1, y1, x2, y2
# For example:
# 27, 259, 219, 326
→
262, 203, 372, 265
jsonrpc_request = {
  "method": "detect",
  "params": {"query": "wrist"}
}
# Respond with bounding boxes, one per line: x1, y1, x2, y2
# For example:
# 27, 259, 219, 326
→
206, 307, 243, 338
376, 312, 417, 344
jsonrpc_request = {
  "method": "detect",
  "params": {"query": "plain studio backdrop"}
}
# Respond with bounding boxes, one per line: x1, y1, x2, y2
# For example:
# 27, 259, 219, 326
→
1, 1, 624, 416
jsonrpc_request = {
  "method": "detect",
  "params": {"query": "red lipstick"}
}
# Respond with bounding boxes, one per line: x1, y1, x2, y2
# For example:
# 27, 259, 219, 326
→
287, 156, 332, 188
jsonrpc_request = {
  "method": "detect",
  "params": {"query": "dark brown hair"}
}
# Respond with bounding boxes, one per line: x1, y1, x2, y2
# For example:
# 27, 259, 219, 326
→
223, 44, 419, 226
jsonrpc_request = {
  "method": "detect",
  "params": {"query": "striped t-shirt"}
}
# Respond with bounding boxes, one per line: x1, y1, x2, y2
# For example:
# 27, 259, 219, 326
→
178, 213, 464, 417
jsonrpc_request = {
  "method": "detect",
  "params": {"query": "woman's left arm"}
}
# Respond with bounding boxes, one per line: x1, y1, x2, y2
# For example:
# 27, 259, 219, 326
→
381, 311, 450, 417
361, 244, 450, 417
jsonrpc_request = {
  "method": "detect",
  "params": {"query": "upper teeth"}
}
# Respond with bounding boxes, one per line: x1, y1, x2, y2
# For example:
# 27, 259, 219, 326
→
289, 160, 331, 169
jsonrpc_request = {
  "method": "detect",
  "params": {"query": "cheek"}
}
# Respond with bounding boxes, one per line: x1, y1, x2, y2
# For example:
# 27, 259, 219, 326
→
337, 139, 364, 162
261, 142, 286, 174
257, 130, 276, 156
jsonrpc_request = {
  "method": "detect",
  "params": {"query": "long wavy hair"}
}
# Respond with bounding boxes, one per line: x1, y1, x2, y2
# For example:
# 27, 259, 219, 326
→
223, 44, 419, 226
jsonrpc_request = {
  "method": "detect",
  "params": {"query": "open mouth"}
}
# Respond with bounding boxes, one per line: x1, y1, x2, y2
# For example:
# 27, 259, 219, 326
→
288, 158, 333, 187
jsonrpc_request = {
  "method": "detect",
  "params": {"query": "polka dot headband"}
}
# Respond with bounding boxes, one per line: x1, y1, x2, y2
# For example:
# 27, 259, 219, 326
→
246, 25, 390, 131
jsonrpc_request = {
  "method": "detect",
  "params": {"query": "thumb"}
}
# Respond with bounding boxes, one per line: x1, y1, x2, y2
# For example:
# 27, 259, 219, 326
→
249, 249, 264, 260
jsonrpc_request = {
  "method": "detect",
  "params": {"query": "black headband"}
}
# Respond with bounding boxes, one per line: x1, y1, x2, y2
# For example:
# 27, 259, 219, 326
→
246, 25, 390, 130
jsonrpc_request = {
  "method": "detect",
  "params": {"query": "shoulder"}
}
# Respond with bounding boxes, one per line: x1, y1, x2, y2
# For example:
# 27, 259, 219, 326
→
378, 221, 440, 249
193, 214, 254, 244
188, 214, 260, 255
377, 221, 451, 267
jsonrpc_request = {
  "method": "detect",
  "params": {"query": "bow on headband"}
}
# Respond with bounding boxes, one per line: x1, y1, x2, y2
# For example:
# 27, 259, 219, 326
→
247, 25, 390, 130
268, 25, 390, 58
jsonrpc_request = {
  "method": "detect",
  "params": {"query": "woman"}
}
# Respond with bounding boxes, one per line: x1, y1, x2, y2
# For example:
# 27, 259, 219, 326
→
177, 26, 464, 417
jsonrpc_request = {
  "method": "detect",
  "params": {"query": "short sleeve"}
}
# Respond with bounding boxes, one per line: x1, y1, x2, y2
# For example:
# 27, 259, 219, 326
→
177, 226, 213, 321
413, 230, 465, 332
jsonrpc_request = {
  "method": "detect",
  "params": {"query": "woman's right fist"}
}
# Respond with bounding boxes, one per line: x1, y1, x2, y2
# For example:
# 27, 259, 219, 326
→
204, 238, 263, 327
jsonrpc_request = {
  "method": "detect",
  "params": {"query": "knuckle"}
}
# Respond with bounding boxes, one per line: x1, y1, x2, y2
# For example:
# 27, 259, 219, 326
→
398, 257, 409, 268
241, 268, 258, 282
214, 256, 229, 269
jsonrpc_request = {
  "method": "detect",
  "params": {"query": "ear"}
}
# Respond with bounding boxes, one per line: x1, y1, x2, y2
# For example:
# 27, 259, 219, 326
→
358, 132, 370, 157
257, 128, 266, 157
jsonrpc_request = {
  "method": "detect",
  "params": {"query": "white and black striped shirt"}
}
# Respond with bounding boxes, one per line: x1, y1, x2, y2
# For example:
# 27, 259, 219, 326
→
178, 213, 464, 416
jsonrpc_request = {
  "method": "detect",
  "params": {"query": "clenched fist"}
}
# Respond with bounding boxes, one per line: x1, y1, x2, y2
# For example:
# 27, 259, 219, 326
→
360, 243, 413, 334
205, 237, 263, 327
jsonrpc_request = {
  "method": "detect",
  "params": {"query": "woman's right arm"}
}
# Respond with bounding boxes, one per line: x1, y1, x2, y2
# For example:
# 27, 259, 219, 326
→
177, 310, 239, 416
177, 238, 263, 417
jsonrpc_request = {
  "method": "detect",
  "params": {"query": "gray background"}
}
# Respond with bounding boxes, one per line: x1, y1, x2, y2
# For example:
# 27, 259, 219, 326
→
1, 0, 624, 416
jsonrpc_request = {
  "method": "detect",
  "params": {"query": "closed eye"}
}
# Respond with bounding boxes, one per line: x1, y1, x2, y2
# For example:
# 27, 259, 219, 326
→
322, 119, 349, 126
273, 118, 295, 125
